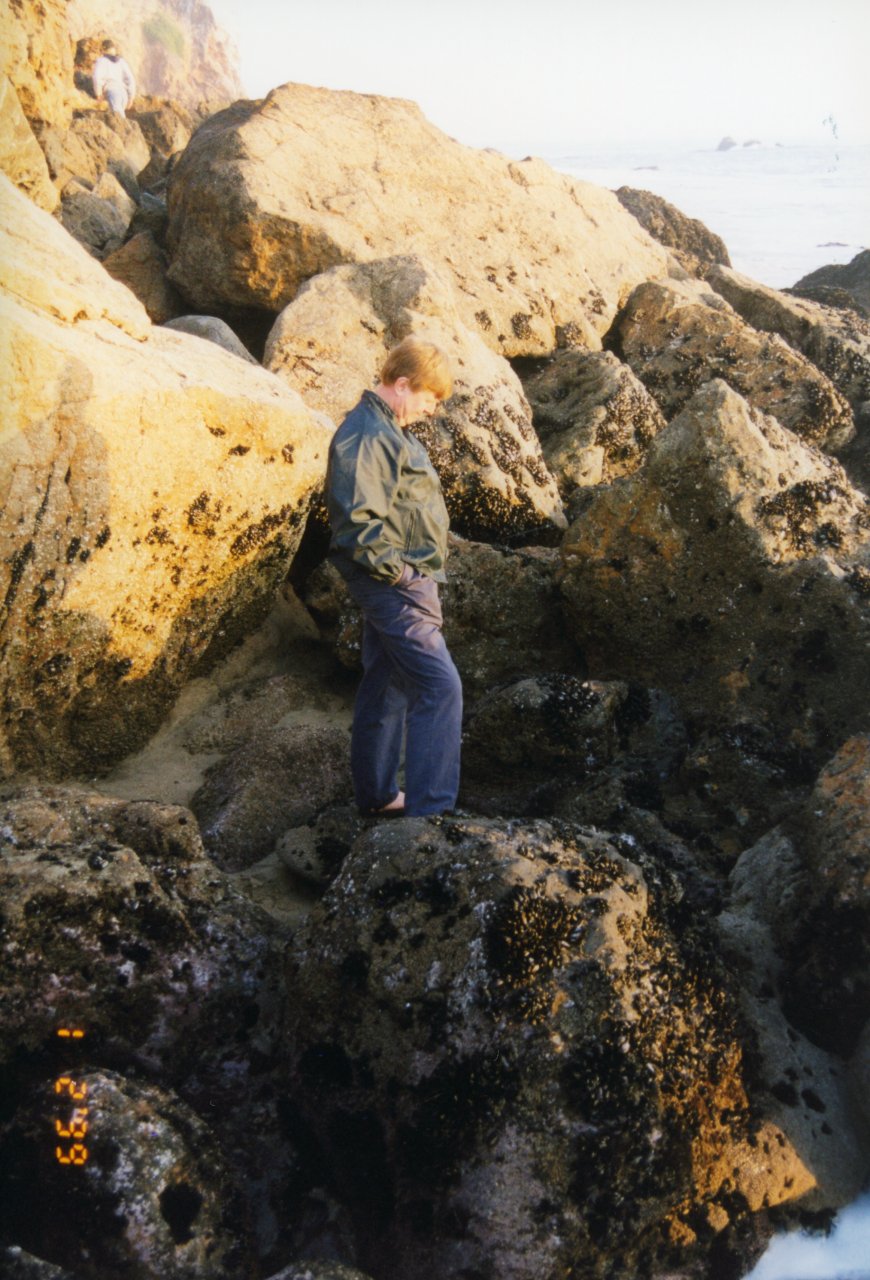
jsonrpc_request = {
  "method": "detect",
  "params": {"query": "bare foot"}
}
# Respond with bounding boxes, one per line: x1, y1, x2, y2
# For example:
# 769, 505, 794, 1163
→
379, 791, 405, 812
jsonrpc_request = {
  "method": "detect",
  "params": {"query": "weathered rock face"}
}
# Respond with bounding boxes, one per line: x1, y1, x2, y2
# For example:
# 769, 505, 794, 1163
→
0, 176, 331, 779
60, 171, 135, 257
559, 380, 870, 762
166, 82, 673, 347
616, 186, 731, 276
0, 0, 79, 132
520, 349, 666, 500
266, 254, 566, 543
284, 816, 820, 1280
190, 722, 353, 871
0, 783, 295, 1275
611, 277, 855, 450
790, 249, 870, 318
716, 741, 870, 1203
0, 75, 57, 211
45, 107, 152, 197
707, 263, 870, 425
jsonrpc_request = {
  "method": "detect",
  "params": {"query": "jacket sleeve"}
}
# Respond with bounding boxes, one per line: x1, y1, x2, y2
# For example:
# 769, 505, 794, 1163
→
122, 60, 136, 98
92, 58, 106, 99
327, 429, 406, 582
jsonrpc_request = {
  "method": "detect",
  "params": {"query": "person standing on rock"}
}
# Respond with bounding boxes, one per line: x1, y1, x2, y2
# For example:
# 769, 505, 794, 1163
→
92, 40, 136, 118
326, 336, 462, 817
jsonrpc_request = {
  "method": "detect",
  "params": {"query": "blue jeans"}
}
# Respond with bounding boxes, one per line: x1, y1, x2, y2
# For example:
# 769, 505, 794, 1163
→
340, 562, 462, 816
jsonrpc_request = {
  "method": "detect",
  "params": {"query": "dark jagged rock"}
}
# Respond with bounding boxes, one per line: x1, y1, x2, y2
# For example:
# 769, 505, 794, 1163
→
790, 249, 870, 318
460, 676, 686, 822
0, 784, 294, 1271
616, 186, 731, 276
778, 735, 870, 1055
610, 277, 855, 450
266, 1265, 375, 1280
190, 722, 353, 870
283, 815, 822, 1280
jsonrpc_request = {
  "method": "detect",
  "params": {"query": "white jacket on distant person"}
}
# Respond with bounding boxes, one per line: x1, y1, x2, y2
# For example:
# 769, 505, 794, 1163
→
92, 53, 136, 117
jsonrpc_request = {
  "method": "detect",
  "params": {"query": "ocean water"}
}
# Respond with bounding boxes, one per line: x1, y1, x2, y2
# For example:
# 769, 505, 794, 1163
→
550, 141, 870, 291
551, 138, 870, 1280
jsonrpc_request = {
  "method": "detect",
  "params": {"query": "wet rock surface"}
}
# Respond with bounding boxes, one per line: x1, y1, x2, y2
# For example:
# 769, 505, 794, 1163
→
0, 784, 297, 1275
4, 1070, 251, 1280
284, 816, 818, 1280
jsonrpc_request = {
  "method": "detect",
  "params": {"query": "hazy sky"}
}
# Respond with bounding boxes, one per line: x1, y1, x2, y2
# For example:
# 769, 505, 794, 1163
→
207, 0, 869, 155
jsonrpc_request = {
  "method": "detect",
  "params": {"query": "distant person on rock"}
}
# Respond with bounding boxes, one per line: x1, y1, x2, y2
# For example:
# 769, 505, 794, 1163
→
92, 40, 136, 118
326, 336, 462, 818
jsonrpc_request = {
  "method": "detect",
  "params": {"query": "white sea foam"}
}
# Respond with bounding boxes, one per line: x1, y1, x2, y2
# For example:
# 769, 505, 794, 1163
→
743, 1192, 870, 1280
550, 141, 870, 291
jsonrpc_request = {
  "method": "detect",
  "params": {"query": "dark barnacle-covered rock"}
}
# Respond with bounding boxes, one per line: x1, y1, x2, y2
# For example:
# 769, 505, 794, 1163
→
283, 815, 821, 1280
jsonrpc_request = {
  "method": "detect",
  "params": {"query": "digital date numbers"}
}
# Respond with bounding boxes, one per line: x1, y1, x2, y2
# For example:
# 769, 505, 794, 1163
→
53, 1028, 89, 1167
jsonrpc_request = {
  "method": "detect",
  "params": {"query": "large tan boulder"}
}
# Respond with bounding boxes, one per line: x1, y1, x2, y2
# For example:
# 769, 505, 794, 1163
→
559, 379, 870, 756
0, 75, 57, 211
166, 82, 673, 352
0, 176, 332, 779
612, 277, 855, 451
266, 254, 566, 542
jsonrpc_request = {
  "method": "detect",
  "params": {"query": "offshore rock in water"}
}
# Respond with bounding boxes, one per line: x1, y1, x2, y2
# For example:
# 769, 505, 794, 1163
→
791, 249, 870, 319
284, 816, 815, 1280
